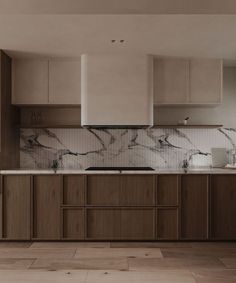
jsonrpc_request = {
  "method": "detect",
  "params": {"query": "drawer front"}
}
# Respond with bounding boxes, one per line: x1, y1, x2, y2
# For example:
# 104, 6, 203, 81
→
157, 175, 179, 206
63, 175, 85, 206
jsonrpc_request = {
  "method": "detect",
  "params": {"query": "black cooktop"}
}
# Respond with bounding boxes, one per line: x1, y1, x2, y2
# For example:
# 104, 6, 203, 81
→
85, 167, 155, 171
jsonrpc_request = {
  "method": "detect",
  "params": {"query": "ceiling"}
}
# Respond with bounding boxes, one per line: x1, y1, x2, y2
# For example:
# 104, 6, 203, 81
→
1, 0, 236, 14
1, 15, 236, 65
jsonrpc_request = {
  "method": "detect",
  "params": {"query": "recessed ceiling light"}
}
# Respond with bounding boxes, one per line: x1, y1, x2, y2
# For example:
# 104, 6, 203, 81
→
110, 39, 125, 44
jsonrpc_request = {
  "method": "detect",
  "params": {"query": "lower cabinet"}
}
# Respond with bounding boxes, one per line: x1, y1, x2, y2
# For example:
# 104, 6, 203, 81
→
62, 208, 85, 240
32, 175, 61, 239
210, 175, 236, 239
86, 208, 155, 240
0, 175, 31, 240
180, 175, 209, 240
156, 208, 179, 240
0, 173, 235, 241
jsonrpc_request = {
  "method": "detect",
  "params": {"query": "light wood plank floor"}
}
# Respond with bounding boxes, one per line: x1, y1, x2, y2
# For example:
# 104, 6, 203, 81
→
0, 242, 235, 282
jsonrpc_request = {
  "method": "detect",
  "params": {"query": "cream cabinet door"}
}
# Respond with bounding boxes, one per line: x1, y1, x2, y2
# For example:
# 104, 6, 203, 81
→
49, 60, 81, 104
154, 58, 189, 104
12, 60, 49, 104
189, 59, 222, 104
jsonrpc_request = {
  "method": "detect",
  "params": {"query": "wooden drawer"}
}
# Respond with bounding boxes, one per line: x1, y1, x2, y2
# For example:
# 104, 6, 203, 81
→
62, 175, 85, 206
62, 208, 84, 239
156, 208, 178, 240
87, 175, 121, 205
156, 175, 179, 206
120, 175, 155, 205
120, 208, 155, 239
86, 208, 120, 240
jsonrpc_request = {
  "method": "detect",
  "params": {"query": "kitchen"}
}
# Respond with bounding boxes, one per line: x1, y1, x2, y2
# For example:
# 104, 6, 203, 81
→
0, 1, 236, 282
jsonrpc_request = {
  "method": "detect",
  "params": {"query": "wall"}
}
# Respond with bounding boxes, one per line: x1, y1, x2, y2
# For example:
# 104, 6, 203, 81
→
20, 67, 236, 169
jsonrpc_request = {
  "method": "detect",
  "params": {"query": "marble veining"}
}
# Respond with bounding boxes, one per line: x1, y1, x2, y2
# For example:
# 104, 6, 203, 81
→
20, 128, 236, 169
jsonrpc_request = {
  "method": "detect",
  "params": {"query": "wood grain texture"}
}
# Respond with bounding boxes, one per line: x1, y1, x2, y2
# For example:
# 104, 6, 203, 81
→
156, 175, 179, 206
2, 175, 31, 240
210, 175, 236, 239
181, 175, 209, 240
156, 208, 178, 240
0, 51, 20, 169
120, 175, 155, 206
62, 208, 84, 239
120, 208, 155, 240
33, 175, 61, 239
63, 175, 85, 206
86, 208, 120, 240
87, 175, 121, 205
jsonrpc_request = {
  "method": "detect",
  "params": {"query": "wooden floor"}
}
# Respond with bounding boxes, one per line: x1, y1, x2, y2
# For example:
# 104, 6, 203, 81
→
0, 242, 235, 282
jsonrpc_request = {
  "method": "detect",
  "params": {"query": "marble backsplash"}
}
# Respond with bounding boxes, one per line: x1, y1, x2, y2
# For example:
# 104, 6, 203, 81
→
20, 127, 236, 170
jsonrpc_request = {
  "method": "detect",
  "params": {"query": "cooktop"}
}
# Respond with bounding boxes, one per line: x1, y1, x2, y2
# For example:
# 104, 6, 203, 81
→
85, 167, 155, 171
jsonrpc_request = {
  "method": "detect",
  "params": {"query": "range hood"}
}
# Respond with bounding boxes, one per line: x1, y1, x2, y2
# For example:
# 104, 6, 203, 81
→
81, 54, 153, 128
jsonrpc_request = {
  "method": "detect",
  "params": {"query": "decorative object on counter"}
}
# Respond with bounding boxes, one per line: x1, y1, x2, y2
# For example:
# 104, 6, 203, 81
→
211, 147, 228, 168
20, 127, 236, 170
51, 159, 59, 173
182, 159, 189, 173
178, 117, 190, 126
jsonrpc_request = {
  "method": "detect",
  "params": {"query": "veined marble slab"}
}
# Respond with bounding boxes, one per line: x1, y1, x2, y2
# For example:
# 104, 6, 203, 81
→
19, 127, 236, 171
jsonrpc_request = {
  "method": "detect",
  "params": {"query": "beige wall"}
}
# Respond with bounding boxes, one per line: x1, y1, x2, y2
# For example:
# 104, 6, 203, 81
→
154, 67, 236, 127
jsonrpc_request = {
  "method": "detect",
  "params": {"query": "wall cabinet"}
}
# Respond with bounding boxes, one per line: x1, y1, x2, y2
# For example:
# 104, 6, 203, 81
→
181, 175, 209, 240
32, 175, 61, 239
12, 59, 81, 105
210, 175, 236, 239
49, 60, 81, 104
0, 175, 31, 240
154, 57, 222, 105
12, 60, 49, 104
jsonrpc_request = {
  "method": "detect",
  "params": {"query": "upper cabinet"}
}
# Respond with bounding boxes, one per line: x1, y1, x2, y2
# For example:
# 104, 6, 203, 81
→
12, 59, 81, 105
189, 59, 222, 104
12, 60, 49, 105
154, 57, 222, 105
49, 60, 81, 104
154, 58, 189, 104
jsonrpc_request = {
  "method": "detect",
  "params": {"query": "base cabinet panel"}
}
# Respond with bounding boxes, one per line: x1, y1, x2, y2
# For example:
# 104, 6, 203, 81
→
33, 176, 61, 239
63, 175, 85, 206
1, 176, 31, 240
156, 175, 179, 205
181, 175, 208, 240
211, 175, 236, 239
87, 175, 121, 205
86, 209, 120, 240
156, 208, 178, 240
120, 208, 155, 239
62, 208, 84, 239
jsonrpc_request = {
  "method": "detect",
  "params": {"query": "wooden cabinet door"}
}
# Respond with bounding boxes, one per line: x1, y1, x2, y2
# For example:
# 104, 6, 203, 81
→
33, 175, 61, 239
12, 59, 48, 104
1, 175, 31, 240
62, 208, 84, 240
156, 208, 178, 240
87, 175, 121, 205
181, 175, 209, 240
120, 208, 155, 240
49, 60, 81, 105
189, 59, 222, 104
63, 175, 85, 206
154, 58, 189, 104
211, 175, 236, 239
156, 175, 179, 206
86, 208, 120, 240
120, 175, 155, 205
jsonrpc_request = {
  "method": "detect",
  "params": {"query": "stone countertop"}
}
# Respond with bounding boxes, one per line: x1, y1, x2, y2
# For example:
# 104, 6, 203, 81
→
1, 168, 236, 174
